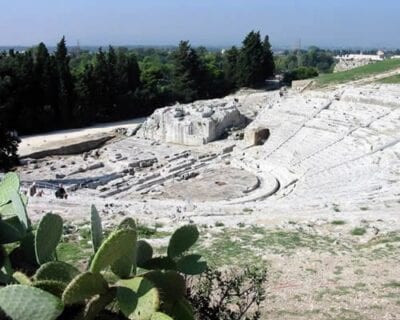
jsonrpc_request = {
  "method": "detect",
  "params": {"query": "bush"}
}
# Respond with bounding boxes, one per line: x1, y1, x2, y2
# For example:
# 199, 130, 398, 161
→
0, 126, 20, 171
187, 266, 267, 320
283, 66, 319, 84
0, 173, 207, 320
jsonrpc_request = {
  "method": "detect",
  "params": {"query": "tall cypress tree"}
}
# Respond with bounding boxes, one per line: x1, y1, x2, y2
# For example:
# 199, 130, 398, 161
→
223, 46, 239, 90
55, 36, 74, 127
237, 31, 266, 88
262, 35, 275, 79
171, 41, 206, 103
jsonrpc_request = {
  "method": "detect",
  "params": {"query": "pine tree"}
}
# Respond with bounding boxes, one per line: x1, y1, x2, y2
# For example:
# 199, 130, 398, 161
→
223, 46, 239, 89
93, 48, 113, 121
261, 35, 275, 79
55, 36, 74, 127
237, 31, 266, 88
171, 41, 206, 103
74, 64, 96, 125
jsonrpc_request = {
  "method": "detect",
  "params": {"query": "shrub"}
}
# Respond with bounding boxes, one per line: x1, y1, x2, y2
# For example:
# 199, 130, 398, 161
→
351, 227, 367, 236
0, 126, 20, 171
187, 266, 267, 320
283, 66, 319, 84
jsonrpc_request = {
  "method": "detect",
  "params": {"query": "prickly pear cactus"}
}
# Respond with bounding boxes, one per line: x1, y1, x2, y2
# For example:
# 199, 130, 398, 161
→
13, 271, 32, 285
0, 172, 20, 207
176, 254, 207, 275
0, 218, 23, 244
62, 272, 108, 305
10, 191, 29, 230
151, 312, 174, 320
90, 228, 137, 274
117, 277, 160, 320
83, 288, 116, 320
111, 218, 138, 278
167, 225, 199, 259
144, 270, 185, 303
35, 213, 63, 265
33, 280, 66, 298
0, 285, 63, 320
137, 240, 153, 268
34, 261, 79, 283
90, 205, 103, 253
170, 298, 194, 320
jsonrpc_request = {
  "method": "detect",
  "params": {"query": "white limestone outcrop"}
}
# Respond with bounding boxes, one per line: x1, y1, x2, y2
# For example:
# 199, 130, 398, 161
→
136, 99, 247, 146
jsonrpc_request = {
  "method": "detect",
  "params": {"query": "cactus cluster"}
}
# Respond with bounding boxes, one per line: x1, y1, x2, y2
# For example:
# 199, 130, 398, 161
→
0, 173, 206, 320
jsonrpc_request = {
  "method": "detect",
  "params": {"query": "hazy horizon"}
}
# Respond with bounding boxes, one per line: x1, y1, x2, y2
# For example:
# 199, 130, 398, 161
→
1, 0, 399, 49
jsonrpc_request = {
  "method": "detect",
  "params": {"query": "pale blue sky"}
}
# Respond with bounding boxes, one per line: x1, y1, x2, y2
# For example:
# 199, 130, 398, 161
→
0, 0, 399, 48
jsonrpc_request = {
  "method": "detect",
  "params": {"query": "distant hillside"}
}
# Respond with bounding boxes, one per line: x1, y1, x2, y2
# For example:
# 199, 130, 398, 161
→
314, 58, 400, 87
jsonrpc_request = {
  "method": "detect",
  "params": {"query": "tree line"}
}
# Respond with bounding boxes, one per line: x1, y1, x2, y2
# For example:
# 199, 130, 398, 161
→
0, 31, 274, 169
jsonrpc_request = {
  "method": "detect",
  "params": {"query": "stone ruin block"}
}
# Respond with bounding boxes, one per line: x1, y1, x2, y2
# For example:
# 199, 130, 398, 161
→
136, 99, 247, 146
244, 127, 270, 146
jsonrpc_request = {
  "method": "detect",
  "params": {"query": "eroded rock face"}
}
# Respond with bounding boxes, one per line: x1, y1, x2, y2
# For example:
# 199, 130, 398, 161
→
136, 99, 247, 146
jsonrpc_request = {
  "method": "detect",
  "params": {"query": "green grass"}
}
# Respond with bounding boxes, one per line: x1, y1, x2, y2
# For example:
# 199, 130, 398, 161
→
351, 228, 366, 236
384, 281, 400, 289
196, 227, 339, 267
315, 59, 400, 87
57, 242, 89, 266
332, 220, 346, 225
378, 74, 400, 84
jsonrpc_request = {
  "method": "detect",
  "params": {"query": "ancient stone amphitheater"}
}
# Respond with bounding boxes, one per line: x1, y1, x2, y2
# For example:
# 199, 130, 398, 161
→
18, 83, 400, 225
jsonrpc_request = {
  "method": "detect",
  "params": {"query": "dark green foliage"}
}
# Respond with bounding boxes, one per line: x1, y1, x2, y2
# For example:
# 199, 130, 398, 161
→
237, 31, 275, 88
283, 66, 319, 84
188, 267, 267, 320
168, 225, 199, 259
0, 125, 19, 171
171, 41, 208, 103
275, 47, 335, 75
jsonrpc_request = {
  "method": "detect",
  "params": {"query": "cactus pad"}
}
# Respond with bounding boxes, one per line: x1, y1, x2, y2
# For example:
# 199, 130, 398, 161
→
0, 285, 63, 320
0, 172, 20, 207
117, 277, 160, 320
11, 191, 29, 230
167, 225, 199, 259
176, 254, 207, 275
90, 228, 137, 274
84, 288, 116, 320
35, 213, 63, 265
33, 280, 66, 298
90, 205, 103, 253
35, 261, 79, 283
13, 271, 32, 285
62, 272, 108, 305
0, 218, 23, 244
144, 270, 185, 303
137, 240, 153, 268
151, 312, 174, 320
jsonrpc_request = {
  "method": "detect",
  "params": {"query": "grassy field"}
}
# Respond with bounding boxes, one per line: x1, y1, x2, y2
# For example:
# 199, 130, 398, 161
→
378, 74, 400, 84
314, 59, 400, 87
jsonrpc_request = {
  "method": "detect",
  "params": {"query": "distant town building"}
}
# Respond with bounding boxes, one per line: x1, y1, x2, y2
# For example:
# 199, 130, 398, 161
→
334, 50, 386, 73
